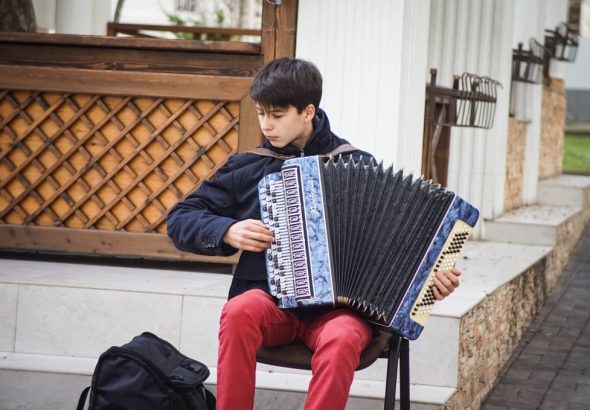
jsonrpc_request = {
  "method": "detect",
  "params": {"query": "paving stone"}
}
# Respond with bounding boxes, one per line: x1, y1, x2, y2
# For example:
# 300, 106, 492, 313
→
503, 368, 532, 381
565, 403, 590, 410
480, 404, 510, 410
537, 400, 569, 410
528, 369, 556, 384
553, 371, 590, 386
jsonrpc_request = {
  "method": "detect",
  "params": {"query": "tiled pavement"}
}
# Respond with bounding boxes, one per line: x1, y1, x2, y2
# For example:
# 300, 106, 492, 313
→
482, 224, 590, 410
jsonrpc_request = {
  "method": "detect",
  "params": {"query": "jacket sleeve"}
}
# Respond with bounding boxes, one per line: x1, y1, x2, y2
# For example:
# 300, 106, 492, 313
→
166, 159, 240, 257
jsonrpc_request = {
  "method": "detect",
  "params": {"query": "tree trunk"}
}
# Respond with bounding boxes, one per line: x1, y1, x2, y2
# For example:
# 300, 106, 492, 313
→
0, 0, 37, 32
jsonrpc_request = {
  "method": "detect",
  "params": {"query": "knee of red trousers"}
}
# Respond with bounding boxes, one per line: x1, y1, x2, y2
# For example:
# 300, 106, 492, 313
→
310, 314, 372, 370
220, 290, 266, 332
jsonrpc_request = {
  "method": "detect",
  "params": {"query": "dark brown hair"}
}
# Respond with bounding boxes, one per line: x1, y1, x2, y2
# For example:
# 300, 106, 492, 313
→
249, 57, 322, 113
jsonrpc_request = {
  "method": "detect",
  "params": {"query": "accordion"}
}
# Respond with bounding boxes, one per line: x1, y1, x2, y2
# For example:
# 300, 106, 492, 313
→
258, 155, 479, 340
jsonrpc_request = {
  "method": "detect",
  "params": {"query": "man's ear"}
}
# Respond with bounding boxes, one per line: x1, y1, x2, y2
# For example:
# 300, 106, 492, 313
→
304, 104, 316, 121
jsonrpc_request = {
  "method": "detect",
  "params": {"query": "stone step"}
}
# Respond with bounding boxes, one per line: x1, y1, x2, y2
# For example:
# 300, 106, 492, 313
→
538, 174, 590, 209
0, 351, 451, 410
484, 204, 583, 246
0, 237, 553, 410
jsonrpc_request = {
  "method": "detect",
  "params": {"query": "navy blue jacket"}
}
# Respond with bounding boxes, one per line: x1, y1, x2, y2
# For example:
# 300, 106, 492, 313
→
167, 109, 371, 299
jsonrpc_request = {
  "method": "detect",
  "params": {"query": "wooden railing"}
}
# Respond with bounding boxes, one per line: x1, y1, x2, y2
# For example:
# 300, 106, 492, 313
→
0, 0, 298, 263
107, 22, 261, 42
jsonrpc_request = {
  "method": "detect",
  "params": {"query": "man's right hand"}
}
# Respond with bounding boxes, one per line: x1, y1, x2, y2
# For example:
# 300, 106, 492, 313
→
222, 219, 274, 252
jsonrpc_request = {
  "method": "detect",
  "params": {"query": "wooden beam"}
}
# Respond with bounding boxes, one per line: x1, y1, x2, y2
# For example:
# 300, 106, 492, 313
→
0, 32, 261, 54
0, 65, 252, 100
274, 0, 298, 59
0, 225, 239, 264
261, 0, 298, 63
261, 0, 277, 62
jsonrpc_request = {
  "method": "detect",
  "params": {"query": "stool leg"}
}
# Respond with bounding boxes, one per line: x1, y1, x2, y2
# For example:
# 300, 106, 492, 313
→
400, 339, 410, 410
384, 336, 402, 410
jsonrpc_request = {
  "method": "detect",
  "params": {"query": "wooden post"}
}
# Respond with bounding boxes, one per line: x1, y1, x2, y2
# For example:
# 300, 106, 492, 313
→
261, 0, 298, 62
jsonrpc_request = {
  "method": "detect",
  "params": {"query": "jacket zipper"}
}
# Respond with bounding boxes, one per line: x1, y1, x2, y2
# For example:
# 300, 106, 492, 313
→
300, 148, 305, 157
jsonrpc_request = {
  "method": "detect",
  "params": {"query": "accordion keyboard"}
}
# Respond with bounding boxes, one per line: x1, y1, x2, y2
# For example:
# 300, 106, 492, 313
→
260, 179, 294, 299
410, 220, 473, 326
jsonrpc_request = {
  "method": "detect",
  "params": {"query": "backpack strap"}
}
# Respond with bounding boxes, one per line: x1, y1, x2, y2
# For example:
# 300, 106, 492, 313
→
76, 386, 91, 410
325, 143, 359, 157
248, 143, 359, 160
247, 147, 296, 160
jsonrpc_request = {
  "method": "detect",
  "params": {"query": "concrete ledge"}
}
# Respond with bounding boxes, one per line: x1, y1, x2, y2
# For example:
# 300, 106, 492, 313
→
538, 175, 590, 209
0, 351, 454, 409
485, 205, 582, 246
0, 259, 232, 298
0, 237, 554, 410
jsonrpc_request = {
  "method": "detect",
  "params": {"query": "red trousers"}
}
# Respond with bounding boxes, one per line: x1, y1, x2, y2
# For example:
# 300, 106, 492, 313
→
216, 289, 372, 410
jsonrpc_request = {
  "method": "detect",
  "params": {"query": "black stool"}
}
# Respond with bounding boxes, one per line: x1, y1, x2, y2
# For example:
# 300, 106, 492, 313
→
256, 332, 410, 409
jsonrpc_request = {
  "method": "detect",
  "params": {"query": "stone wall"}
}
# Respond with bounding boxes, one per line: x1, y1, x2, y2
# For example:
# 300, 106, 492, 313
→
539, 78, 566, 179
446, 259, 548, 410
504, 119, 528, 212
545, 209, 587, 290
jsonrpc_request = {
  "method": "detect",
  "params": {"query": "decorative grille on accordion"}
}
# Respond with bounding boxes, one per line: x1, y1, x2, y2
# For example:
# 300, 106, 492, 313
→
258, 155, 479, 340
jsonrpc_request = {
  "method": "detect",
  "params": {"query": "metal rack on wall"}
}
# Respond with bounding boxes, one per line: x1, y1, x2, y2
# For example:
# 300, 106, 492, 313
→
512, 39, 547, 85
544, 22, 579, 63
422, 68, 502, 185
509, 21, 579, 116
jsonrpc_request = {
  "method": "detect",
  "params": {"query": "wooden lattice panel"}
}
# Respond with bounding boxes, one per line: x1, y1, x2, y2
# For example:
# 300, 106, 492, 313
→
0, 90, 239, 234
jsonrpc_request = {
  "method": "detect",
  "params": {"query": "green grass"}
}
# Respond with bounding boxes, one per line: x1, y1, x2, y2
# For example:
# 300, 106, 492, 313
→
563, 134, 590, 172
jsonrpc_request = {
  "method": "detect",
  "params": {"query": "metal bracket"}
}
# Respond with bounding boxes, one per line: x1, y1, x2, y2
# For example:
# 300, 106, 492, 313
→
545, 22, 579, 62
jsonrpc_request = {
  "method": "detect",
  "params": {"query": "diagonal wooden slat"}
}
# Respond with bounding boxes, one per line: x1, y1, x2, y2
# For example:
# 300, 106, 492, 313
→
0, 91, 40, 138
58, 101, 227, 228
1, 90, 241, 247
16, 95, 101, 224
0, 95, 133, 220
116, 114, 239, 231
81, 102, 230, 230
98, 98, 160, 168
0, 93, 102, 190
145, 132, 239, 232
16, 96, 160, 224
66, 96, 138, 195
156, 102, 199, 185
0, 92, 67, 162
124, 99, 186, 213
0, 111, 85, 224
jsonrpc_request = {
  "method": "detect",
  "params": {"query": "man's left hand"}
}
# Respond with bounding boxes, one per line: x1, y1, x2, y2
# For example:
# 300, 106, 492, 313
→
432, 267, 461, 301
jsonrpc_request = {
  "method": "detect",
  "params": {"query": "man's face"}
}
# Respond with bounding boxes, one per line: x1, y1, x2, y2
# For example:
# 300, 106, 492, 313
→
255, 104, 314, 149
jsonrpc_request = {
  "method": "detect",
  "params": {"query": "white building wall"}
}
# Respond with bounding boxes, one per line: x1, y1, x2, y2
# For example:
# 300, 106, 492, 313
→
296, 0, 431, 173
511, 0, 546, 205
563, 38, 590, 90
397, 0, 432, 174
427, 0, 514, 225
545, 0, 569, 79
54, 0, 112, 35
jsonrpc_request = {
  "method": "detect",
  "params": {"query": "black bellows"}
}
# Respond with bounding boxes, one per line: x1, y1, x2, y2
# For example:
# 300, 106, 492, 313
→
320, 156, 455, 323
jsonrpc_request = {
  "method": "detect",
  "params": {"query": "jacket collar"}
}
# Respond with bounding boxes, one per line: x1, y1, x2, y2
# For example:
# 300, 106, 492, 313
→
261, 108, 336, 157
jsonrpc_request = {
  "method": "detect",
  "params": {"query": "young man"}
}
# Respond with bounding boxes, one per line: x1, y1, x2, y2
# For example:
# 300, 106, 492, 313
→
167, 57, 461, 410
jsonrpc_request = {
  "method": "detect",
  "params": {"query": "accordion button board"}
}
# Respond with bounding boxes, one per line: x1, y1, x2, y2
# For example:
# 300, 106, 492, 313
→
258, 155, 479, 340
409, 219, 472, 325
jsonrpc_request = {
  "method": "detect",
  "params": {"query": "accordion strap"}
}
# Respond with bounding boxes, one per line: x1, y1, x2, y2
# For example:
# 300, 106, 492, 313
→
248, 143, 359, 160
325, 143, 359, 157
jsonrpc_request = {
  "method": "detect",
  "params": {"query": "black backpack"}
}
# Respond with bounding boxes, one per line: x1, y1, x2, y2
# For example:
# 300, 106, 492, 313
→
77, 332, 216, 410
